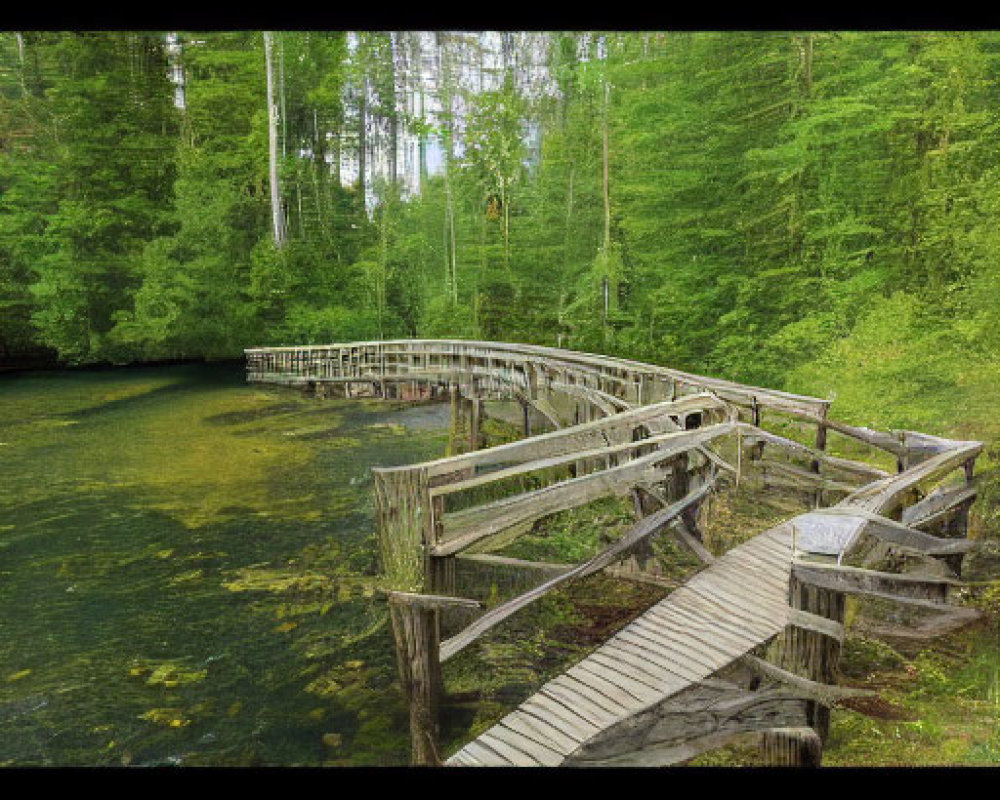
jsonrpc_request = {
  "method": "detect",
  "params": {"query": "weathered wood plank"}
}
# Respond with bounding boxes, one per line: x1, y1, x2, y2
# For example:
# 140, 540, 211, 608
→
626, 615, 730, 672
544, 679, 623, 725
537, 683, 614, 729
654, 594, 771, 651
460, 738, 515, 767
434, 424, 733, 553
588, 645, 677, 689
792, 561, 957, 606
577, 656, 662, 702
429, 421, 729, 499
739, 425, 891, 480
519, 694, 601, 741
675, 579, 790, 628
568, 662, 650, 707
787, 607, 845, 643
501, 709, 582, 752
484, 724, 562, 766
608, 630, 708, 683
455, 553, 576, 575
903, 485, 978, 529
563, 681, 811, 767
761, 460, 862, 493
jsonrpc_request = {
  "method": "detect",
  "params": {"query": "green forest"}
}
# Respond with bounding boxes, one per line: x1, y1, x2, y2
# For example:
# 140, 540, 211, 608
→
3, 31, 1000, 443
1, 30, 999, 766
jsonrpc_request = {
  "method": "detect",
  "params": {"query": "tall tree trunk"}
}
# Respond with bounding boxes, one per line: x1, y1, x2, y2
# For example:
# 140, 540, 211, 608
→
358, 78, 368, 212
388, 33, 399, 187
377, 205, 388, 338
279, 33, 287, 160
602, 78, 611, 255
558, 164, 576, 347
264, 31, 285, 247
601, 57, 612, 343
438, 34, 458, 303
15, 32, 27, 96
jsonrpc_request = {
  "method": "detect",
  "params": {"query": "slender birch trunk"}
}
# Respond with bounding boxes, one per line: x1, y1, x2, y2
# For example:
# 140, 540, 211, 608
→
264, 31, 285, 247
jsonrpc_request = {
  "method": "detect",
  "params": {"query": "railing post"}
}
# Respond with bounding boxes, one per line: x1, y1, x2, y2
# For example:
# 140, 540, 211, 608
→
468, 395, 482, 452
765, 572, 845, 752
761, 727, 823, 767
812, 407, 829, 508
946, 454, 979, 577
388, 592, 445, 766
387, 591, 481, 766
373, 466, 432, 593
749, 396, 765, 462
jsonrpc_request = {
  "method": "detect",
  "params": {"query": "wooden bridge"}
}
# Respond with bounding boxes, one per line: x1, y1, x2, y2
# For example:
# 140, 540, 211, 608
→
245, 339, 983, 767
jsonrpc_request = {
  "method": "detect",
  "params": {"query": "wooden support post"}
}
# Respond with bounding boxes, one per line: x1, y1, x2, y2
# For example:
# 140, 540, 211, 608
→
667, 451, 690, 503
760, 727, 823, 767
373, 465, 434, 593
812, 410, 828, 508
387, 592, 481, 766
964, 456, 977, 485
426, 554, 456, 596
948, 455, 979, 577
749, 397, 764, 462
468, 396, 482, 452
623, 488, 659, 574
665, 450, 706, 544
766, 574, 845, 747
522, 398, 531, 438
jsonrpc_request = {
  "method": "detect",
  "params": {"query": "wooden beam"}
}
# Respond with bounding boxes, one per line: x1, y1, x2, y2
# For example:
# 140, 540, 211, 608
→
903, 485, 978, 530
786, 608, 845, 643
738, 424, 890, 480
429, 422, 732, 499
739, 655, 876, 707
812, 507, 975, 557
455, 553, 576, 575
847, 441, 983, 518
792, 562, 958, 605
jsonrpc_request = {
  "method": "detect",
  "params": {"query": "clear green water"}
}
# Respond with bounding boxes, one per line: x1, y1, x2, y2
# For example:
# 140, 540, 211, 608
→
0, 363, 450, 766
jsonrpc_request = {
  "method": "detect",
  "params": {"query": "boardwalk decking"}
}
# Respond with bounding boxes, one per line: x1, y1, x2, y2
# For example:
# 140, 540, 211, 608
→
446, 525, 795, 766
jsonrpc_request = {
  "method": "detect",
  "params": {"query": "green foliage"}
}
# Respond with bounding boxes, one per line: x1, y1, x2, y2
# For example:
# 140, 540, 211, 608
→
3, 32, 1000, 517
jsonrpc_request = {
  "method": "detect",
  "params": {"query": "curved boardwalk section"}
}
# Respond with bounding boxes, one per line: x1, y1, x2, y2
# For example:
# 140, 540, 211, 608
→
448, 524, 797, 766
246, 339, 982, 767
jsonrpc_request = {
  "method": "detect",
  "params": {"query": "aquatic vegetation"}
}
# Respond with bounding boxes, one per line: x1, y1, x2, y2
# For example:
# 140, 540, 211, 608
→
129, 660, 208, 688
0, 365, 451, 766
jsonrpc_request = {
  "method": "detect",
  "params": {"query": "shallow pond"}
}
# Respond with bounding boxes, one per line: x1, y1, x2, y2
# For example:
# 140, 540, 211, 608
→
0, 363, 451, 765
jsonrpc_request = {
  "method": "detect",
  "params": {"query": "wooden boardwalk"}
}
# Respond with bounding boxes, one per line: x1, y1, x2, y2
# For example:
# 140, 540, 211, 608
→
246, 338, 982, 767
446, 525, 796, 766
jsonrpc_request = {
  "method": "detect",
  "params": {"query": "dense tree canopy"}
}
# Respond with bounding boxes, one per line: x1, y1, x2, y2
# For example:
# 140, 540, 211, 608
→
2, 30, 1000, 451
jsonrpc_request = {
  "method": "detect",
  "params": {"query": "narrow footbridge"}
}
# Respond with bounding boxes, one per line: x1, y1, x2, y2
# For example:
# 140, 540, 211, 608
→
246, 339, 983, 767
